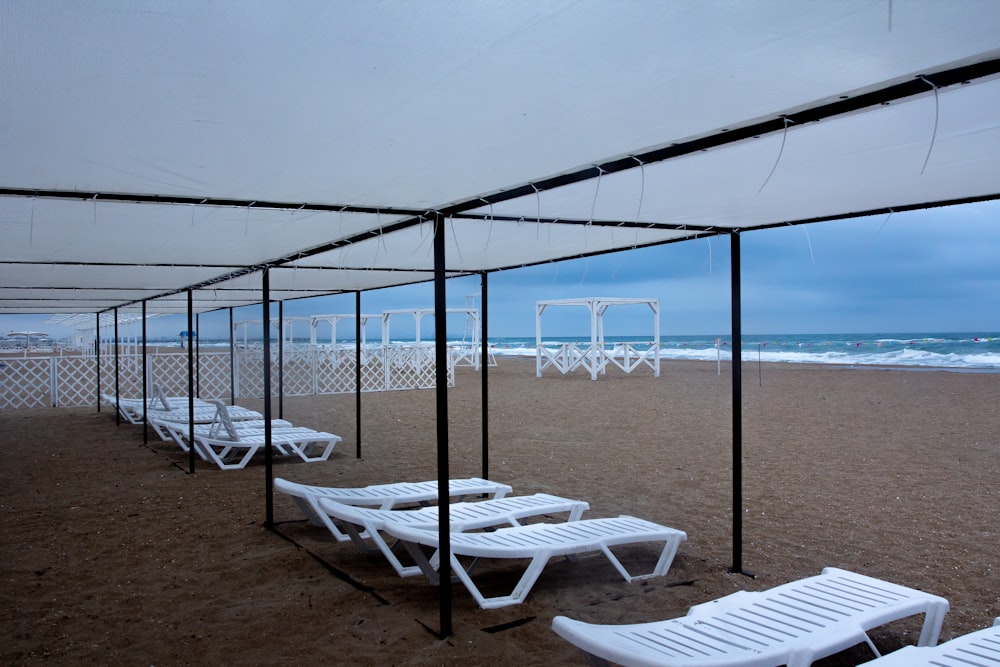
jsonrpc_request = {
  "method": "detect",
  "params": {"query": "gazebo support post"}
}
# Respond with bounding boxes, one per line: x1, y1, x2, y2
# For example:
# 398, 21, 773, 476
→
481, 272, 489, 481
433, 212, 453, 637
355, 290, 363, 459
263, 269, 274, 528
278, 301, 284, 420
142, 301, 148, 444
728, 231, 752, 578
113, 307, 120, 424
229, 307, 235, 405
95, 312, 101, 412
187, 289, 196, 474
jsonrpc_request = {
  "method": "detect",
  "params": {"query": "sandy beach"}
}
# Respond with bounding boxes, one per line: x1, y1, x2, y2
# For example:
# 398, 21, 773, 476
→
2, 358, 998, 665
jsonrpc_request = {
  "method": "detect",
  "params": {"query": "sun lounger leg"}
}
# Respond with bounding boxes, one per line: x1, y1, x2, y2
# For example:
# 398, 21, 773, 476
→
400, 540, 441, 583
916, 598, 948, 646
598, 534, 683, 582
465, 552, 553, 609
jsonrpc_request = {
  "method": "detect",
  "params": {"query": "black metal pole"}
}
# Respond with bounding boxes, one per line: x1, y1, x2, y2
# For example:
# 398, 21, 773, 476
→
433, 213, 452, 637
187, 290, 196, 474
480, 272, 489, 481
355, 290, 362, 459
113, 307, 120, 425
95, 312, 101, 412
278, 301, 284, 420
263, 269, 274, 528
729, 231, 744, 575
142, 300, 148, 445
229, 307, 236, 405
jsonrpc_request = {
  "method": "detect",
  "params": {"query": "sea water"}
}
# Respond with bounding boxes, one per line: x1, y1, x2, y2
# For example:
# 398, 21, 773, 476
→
188, 332, 1000, 370
487, 332, 1000, 370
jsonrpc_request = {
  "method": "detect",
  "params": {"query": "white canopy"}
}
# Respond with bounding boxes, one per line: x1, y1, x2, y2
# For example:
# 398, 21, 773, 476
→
1, 1, 998, 315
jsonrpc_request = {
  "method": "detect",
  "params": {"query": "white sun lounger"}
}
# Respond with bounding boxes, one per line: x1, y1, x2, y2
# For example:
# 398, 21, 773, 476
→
273, 476, 514, 540
102, 384, 212, 424
190, 400, 340, 469
860, 616, 1000, 666
385, 515, 686, 609
145, 405, 264, 440
315, 493, 590, 577
153, 417, 296, 452
551, 567, 949, 667
192, 428, 340, 469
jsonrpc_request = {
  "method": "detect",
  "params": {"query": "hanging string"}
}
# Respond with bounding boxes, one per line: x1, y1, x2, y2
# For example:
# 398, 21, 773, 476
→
448, 216, 465, 265
287, 203, 305, 227
758, 117, 794, 193
484, 202, 494, 253
190, 203, 197, 228
918, 76, 940, 175
803, 226, 815, 264
707, 237, 713, 274
377, 209, 388, 255
409, 216, 432, 256
92, 194, 98, 225
865, 209, 895, 252
589, 166, 605, 225
633, 157, 646, 224
532, 183, 542, 241
887, 0, 893, 31
244, 202, 255, 236
27, 196, 36, 245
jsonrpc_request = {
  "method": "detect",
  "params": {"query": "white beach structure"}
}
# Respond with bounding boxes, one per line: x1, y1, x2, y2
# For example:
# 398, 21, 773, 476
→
381, 307, 486, 370
536, 297, 660, 381
3, 2, 999, 635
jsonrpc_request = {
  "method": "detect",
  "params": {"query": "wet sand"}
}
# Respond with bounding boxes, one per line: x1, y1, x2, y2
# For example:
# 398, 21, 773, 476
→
2, 358, 998, 665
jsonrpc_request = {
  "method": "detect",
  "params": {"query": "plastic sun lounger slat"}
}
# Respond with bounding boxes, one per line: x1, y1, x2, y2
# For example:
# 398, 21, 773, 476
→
193, 430, 340, 469
145, 406, 263, 440
154, 419, 296, 451
859, 617, 1000, 666
102, 394, 212, 423
315, 493, 590, 578
273, 476, 514, 541
551, 567, 949, 667
384, 515, 687, 609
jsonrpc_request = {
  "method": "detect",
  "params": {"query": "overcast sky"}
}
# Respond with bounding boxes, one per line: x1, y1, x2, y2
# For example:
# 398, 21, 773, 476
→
4, 200, 998, 342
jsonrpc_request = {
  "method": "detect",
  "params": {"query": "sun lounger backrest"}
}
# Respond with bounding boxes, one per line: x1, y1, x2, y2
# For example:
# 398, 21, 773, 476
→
208, 399, 240, 441
152, 383, 172, 411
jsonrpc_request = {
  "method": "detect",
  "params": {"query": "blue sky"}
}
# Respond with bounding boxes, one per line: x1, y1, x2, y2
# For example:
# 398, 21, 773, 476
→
4, 200, 999, 341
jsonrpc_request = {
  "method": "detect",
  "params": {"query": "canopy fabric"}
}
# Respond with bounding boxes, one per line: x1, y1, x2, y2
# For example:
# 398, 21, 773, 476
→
1, 1, 999, 314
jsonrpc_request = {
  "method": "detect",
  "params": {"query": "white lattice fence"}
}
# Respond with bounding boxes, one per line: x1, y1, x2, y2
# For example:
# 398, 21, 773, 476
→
315, 348, 352, 394
235, 351, 283, 398
280, 351, 315, 396
360, 354, 386, 392
314, 348, 386, 394
384, 345, 452, 390
0, 358, 53, 409
91, 354, 144, 400
58, 357, 101, 406
193, 352, 233, 399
